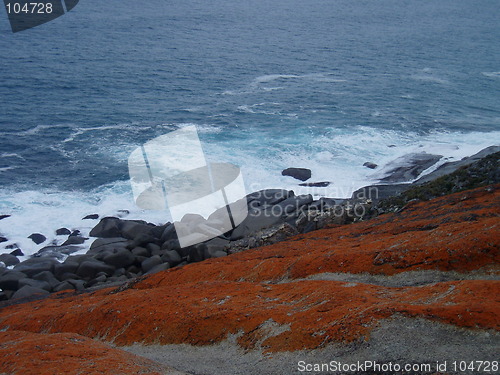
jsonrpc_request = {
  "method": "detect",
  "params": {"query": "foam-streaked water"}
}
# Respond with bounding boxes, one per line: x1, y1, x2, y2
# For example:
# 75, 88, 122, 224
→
1, 0, 499, 256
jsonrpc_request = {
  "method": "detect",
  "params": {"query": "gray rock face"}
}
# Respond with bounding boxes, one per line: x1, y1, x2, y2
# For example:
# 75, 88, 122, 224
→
415, 145, 500, 184
281, 167, 312, 181
274, 194, 313, 215
379, 153, 442, 183
246, 189, 293, 209
230, 208, 284, 241
351, 184, 411, 202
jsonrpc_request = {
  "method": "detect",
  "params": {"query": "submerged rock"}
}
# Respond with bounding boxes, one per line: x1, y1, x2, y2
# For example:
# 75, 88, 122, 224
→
298, 181, 330, 187
281, 167, 312, 181
363, 162, 378, 169
28, 233, 46, 245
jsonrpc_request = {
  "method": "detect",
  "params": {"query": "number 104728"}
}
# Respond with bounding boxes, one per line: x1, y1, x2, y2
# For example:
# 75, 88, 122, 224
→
5, 2, 53, 14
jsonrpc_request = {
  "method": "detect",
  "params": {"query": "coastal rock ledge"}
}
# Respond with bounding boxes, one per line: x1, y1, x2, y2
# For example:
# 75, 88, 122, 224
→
0, 184, 498, 375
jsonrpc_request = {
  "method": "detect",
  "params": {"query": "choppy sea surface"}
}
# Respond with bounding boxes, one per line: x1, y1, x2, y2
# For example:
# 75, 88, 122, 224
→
0, 0, 499, 255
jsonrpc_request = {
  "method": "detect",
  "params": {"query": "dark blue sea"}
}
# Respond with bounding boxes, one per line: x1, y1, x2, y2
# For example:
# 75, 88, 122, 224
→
0, 0, 499, 255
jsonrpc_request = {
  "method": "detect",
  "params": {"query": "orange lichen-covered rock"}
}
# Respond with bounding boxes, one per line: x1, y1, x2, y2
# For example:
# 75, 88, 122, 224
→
0, 185, 498, 354
0, 330, 183, 375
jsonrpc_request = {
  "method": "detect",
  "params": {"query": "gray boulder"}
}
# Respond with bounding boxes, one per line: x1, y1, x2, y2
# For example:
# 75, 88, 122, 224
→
274, 194, 313, 216
141, 255, 162, 273
32, 271, 60, 289
89, 217, 122, 238
363, 162, 378, 169
54, 261, 79, 279
145, 263, 170, 275
12, 285, 50, 300
132, 246, 150, 257
0, 253, 20, 267
120, 221, 154, 240
10, 248, 24, 257
53, 281, 75, 292
160, 250, 181, 266
76, 260, 115, 279
102, 248, 135, 268
281, 168, 312, 181
28, 233, 46, 244
89, 237, 129, 253
14, 258, 58, 277
188, 244, 207, 263
246, 189, 293, 208
56, 228, 71, 235
61, 236, 88, 246
230, 208, 284, 241
160, 224, 177, 242
19, 278, 51, 292
0, 271, 27, 290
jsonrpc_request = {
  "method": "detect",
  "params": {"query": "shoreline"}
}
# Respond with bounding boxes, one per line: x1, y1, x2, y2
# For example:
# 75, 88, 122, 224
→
0, 146, 499, 303
1, 181, 498, 375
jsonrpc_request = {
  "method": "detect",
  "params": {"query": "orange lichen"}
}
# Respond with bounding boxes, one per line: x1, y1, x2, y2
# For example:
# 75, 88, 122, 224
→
0, 330, 172, 375
0, 185, 498, 354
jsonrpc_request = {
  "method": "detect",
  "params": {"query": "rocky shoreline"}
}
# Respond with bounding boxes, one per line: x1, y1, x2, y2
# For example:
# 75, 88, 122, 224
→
0, 147, 498, 303
0, 181, 498, 375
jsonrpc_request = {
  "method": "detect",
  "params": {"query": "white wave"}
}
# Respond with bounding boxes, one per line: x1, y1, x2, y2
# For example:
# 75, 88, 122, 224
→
262, 86, 284, 91
62, 124, 151, 143
482, 71, 500, 78
253, 74, 300, 84
205, 126, 500, 200
176, 122, 223, 134
410, 74, 449, 84
1, 125, 498, 258
252, 72, 346, 86
0, 167, 16, 173
17, 124, 72, 136
0, 153, 24, 160
0, 181, 172, 258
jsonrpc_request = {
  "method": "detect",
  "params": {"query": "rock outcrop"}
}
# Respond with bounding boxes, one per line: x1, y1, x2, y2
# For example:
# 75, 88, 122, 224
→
0, 184, 498, 374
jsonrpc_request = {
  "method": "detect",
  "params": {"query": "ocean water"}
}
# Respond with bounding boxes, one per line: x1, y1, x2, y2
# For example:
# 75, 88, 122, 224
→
0, 0, 499, 256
